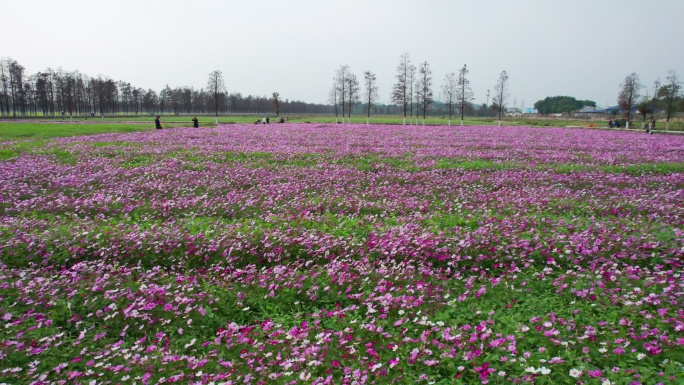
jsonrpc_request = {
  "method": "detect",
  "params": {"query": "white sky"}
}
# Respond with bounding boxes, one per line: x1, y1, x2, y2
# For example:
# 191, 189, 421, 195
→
2, 0, 683, 108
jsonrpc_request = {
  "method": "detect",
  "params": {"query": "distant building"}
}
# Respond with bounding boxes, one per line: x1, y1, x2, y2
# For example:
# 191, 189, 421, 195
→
604, 105, 662, 115
577, 106, 605, 114
604, 105, 622, 115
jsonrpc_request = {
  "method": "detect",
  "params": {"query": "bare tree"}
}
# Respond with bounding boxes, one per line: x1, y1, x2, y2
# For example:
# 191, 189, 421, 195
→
650, 79, 660, 122
392, 53, 412, 125
363, 70, 378, 125
662, 70, 681, 129
334, 65, 350, 123
408, 64, 417, 124
416, 61, 433, 125
457, 64, 474, 126
206, 70, 226, 124
441, 73, 457, 126
493, 70, 509, 126
272, 92, 280, 117
0, 59, 9, 117
5, 58, 25, 119
346, 73, 359, 121
328, 84, 339, 123
617, 73, 642, 128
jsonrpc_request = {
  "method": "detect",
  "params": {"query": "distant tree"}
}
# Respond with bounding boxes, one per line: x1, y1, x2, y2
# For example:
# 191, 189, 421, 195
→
0, 59, 8, 116
272, 92, 280, 117
441, 73, 457, 126
636, 99, 652, 128
334, 65, 350, 123
4, 58, 25, 119
408, 64, 417, 124
392, 53, 412, 125
660, 70, 681, 129
159, 84, 172, 114
457, 64, 474, 126
649, 79, 660, 121
533, 96, 593, 115
363, 70, 378, 125
206, 70, 226, 124
617, 73, 642, 128
493, 70, 509, 126
416, 61, 433, 125
346, 73, 359, 121
143, 89, 158, 114
328, 84, 339, 123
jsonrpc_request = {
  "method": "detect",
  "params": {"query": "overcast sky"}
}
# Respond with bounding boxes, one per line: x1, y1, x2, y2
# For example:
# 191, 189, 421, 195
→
3, 0, 683, 108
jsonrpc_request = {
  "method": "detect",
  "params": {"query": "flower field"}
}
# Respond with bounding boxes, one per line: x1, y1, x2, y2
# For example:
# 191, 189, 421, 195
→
1, 124, 683, 384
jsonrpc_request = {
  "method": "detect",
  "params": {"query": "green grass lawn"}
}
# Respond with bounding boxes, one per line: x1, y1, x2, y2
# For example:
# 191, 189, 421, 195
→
0, 123, 191, 141
3, 112, 682, 130
0, 115, 679, 141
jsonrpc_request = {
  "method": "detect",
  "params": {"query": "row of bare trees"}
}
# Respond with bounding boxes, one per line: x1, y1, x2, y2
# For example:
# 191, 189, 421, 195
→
330, 53, 510, 125
618, 70, 682, 129
0, 57, 333, 118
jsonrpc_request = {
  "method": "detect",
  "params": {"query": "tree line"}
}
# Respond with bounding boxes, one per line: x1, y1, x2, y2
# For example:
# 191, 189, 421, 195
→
532, 70, 682, 130
617, 70, 682, 129
0, 57, 333, 118
330, 52, 509, 125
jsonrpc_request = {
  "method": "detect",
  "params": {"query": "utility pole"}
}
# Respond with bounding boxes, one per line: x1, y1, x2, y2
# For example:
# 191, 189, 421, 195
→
486, 89, 490, 108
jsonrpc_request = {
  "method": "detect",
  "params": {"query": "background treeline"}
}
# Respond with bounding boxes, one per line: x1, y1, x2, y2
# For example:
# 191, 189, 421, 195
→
533, 96, 597, 114
0, 57, 333, 117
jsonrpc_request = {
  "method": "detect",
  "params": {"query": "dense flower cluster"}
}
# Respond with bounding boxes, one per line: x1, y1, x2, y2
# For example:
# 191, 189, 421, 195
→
1, 124, 683, 384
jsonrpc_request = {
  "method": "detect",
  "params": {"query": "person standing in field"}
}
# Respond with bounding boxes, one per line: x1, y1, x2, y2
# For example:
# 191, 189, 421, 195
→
192, 117, 199, 128
155, 116, 162, 129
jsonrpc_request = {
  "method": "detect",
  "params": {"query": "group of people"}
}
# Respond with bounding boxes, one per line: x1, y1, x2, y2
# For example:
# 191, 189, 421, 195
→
154, 116, 199, 129
254, 117, 286, 124
608, 118, 629, 128
154, 115, 291, 129
607, 118, 657, 133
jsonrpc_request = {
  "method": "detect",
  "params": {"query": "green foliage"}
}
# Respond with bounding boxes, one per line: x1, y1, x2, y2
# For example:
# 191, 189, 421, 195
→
543, 162, 684, 175
0, 149, 19, 160
534, 96, 595, 115
435, 158, 516, 170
